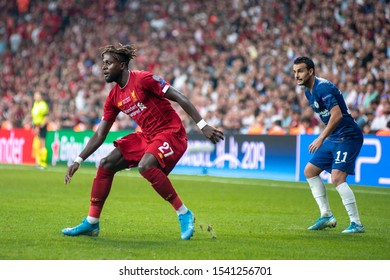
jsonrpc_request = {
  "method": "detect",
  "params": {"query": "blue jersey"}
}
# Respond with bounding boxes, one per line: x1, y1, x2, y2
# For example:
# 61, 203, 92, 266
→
305, 77, 362, 141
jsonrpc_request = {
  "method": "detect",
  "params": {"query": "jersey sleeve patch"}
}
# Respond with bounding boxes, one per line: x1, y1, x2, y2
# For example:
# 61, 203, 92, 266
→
153, 75, 166, 86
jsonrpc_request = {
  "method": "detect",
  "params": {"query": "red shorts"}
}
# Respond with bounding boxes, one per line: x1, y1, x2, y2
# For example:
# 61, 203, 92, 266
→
114, 131, 188, 174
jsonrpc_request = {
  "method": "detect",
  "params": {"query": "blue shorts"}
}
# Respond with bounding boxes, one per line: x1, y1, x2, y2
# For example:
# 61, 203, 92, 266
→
309, 137, 363, 175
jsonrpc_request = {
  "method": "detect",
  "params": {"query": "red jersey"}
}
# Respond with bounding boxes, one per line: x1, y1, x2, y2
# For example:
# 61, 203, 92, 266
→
103, 71, 185, 138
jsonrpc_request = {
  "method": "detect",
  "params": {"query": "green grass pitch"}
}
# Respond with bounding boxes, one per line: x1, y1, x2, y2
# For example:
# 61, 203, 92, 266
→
0, 164, 389, 260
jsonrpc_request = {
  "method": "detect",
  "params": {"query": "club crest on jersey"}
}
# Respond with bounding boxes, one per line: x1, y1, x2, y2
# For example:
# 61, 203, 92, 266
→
153, 75, 166, 86
137, 102, 146, 111
314, 101, 319, 108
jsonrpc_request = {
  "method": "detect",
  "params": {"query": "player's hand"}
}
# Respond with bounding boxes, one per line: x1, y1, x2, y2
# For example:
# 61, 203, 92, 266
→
64, 163, 80, 184
202, 125, 224, 144
308, 137, 324, 153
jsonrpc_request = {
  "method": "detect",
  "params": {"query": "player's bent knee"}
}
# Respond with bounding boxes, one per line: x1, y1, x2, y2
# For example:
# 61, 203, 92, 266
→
304, 167, 316, 179
331, 170, 347, 187
99, 157, 108, 167
331, 176, 347, 187
304, 163, 321, 179
138, 154, 159, 174
138, 164, 148, 174
99, 157, 114, 170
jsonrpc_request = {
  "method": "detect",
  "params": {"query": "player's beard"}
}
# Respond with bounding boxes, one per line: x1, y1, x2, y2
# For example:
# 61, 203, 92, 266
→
297, 73, 311, 87
104, 73, 116, 83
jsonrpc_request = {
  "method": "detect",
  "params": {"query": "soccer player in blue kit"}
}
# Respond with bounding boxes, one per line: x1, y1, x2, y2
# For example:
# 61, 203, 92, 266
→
293, 57, 365, 233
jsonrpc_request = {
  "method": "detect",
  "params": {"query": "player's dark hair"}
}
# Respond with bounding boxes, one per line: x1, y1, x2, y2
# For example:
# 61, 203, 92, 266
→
100, 44, 137, 66
294, 56, 315, 75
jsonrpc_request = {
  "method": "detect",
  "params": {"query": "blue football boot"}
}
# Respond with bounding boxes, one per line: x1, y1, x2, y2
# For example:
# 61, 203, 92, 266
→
62, 218, 99, 236
178, 210, 195, 240
307, 215, 337, 230
342, 222, 365, 233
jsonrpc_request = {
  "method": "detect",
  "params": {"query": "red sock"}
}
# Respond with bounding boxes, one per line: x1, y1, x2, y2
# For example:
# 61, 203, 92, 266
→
141, 167, 183, 210
88, 166, 115, 218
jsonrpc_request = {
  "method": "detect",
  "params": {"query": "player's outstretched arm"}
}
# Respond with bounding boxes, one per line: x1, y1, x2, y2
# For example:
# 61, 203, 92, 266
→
64, 120, 113, 184
165, 86, 224, 144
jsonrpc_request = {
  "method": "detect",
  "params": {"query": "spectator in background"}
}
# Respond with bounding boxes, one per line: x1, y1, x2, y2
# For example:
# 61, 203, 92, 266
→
222, 110, 242, 134
376, 120, 390, 136
16, 0, 30, 14
299, 117, 314, 135
362, 123, 372, 135
371, 100, 390, 132
375, 93, 390, 117
248, 112, 266, 135
362, 82, 378, 109
350, 108, 365, 129
288, 109, 301, 134
344, 81, 359, 110
290, 116, 314, 135
268, 118, 287, 135
361, 110, 375, 131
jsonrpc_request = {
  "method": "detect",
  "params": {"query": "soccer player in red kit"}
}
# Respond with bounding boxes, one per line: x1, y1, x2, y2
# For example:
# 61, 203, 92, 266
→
62, 44, 224, 240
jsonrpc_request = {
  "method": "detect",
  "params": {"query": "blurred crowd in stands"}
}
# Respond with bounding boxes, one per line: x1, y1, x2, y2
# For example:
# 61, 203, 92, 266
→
1, 0, 390, 136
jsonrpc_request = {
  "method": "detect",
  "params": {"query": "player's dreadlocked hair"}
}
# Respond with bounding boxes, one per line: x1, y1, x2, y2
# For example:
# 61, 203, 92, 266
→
100, 44, 137, 66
